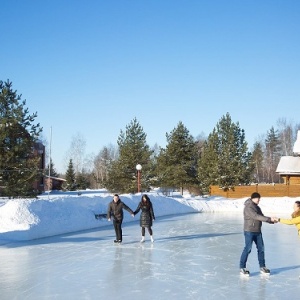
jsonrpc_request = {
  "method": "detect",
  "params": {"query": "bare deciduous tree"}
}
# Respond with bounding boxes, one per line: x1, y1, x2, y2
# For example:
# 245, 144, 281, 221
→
93, 144, 118, 188
277, 118, 294, 156
65, 133, 86, 174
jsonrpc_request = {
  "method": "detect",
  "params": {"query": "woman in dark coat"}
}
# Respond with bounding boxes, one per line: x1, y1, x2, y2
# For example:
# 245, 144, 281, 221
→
134, 194, 155, 243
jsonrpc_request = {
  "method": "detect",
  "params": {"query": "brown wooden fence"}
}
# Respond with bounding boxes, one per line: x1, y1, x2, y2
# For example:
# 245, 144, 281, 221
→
210, 184, 300, 198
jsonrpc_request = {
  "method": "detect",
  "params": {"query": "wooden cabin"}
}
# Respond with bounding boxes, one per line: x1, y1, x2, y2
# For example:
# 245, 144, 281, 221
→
276, 156, 300, 185
276, 130, 300, 185
44, 176, 66, 191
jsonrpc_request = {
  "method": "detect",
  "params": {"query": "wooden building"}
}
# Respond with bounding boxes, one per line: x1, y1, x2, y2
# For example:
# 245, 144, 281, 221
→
276, 130, 300, 185
32, 140, 46, 193
210, 130, 300, 198
44, 176, 66, 191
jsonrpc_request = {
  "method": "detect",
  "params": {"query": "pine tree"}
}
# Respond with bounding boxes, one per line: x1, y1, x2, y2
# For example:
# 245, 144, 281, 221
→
198, 129, 220, 192
76, 170, 90, 190
45, 158, 59, 177
106, 118, 153, 193
251, 142, 264, 183
198, 113, 253, 192
264, 127, 281, 183
64, 159, 76, 191
0, 80, 42, 197
155, 121, 198, 194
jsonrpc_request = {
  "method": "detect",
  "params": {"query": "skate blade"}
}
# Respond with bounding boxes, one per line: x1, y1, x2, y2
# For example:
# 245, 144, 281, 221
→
260, 272, 270, 276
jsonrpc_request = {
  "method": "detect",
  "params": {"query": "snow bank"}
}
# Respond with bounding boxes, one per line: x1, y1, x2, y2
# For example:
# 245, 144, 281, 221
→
0, 190, 299, 242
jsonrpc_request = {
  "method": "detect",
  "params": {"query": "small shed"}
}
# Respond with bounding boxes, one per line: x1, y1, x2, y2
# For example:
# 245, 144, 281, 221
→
276, 130, 300, 185
44, 176, 66, 191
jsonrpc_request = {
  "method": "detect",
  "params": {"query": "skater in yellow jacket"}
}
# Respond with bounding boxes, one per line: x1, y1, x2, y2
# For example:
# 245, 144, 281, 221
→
275, 201, 300, 236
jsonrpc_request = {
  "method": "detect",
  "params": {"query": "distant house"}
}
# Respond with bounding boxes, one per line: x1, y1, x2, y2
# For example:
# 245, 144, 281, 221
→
32, 141, 67, 192
32, 140, 46, 193
44, 176, 66, 191
276, 130, 300, 185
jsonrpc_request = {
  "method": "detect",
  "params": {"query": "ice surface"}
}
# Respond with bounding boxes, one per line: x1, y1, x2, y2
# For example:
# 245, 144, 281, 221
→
1, 212, 300, 300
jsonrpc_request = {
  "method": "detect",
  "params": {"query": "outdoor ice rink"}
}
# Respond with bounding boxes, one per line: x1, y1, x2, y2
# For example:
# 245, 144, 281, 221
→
1, 212, 300, 300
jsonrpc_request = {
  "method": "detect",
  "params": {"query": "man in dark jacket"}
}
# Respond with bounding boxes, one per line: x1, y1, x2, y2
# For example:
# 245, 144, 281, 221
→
239, 192, 276, 276
107, 194, 134, 243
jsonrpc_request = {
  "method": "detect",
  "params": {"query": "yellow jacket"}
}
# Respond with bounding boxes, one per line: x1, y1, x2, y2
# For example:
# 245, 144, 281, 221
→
279, 211, 300, 235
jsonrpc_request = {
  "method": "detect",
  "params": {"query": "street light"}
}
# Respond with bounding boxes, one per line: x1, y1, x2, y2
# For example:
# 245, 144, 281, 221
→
136, 164, 142, 193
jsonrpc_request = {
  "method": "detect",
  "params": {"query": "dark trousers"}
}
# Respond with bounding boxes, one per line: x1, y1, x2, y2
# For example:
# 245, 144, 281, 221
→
240, 231, 265, 268
141, 227, 153, 236
113, 219, 122, 241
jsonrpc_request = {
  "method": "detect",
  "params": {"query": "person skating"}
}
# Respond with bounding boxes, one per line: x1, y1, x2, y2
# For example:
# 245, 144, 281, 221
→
275, 201, 300, 279
239, 192, 276, 276
134, 194, 155, 243
107, 194, 134, 243
275, 201, 300, 235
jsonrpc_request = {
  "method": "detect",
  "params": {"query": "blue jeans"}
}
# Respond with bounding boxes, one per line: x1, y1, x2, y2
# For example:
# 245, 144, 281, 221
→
240, 231, 265, 268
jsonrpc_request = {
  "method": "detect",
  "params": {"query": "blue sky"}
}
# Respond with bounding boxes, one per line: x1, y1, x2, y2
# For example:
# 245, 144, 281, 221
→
1, 1, 300, 173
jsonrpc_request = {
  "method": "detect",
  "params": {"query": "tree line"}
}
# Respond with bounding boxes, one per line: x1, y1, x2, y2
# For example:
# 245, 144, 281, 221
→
63, 115, 300, 195
1, 80, 299, 196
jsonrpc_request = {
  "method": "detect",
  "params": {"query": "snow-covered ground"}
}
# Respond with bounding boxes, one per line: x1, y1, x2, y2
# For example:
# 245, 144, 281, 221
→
1, 190, 300, 299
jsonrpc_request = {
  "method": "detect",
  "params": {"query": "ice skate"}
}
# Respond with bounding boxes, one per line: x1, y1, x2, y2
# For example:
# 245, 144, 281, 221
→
260, 267, 270, 275
240, 268, 250, 276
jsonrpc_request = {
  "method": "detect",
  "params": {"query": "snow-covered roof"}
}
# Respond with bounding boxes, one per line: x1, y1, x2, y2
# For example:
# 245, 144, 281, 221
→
45, 176, 66, 181
276, 156, 300, 174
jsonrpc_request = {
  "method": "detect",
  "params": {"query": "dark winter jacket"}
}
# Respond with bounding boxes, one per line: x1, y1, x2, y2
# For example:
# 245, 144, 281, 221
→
134, 200, 155, 227
243, 198, 272, 232
107, 199, 134, 222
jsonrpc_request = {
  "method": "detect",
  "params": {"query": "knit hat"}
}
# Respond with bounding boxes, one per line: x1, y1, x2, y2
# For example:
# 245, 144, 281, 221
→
251, 192, 261, 199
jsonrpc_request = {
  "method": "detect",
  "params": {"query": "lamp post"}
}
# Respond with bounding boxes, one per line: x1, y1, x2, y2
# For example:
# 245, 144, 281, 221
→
136, 164, 142, 193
